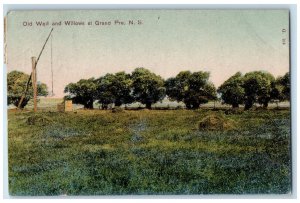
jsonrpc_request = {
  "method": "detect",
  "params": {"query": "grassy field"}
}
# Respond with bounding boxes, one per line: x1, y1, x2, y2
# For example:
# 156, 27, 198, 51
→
8, 108, 291, 195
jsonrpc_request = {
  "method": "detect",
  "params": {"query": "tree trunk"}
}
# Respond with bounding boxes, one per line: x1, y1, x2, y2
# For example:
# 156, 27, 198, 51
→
263, 102, 269, 108
185, 103, 192, 109
145, 102, 152, 109
115, 100, 122, 107
15, 98, 29, 109
102, 103, 108, 110
191, 102, 200, 109
191, 105, 198, 109
232, 103, 239, 108
84, 99, 94, 109
244, 100, 253, 110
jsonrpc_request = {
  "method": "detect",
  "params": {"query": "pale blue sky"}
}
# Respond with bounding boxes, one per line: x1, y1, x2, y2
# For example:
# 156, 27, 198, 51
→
6, 10, 289, 97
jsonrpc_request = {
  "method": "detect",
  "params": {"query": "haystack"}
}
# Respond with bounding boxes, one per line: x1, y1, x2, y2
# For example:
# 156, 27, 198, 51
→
27, 114, 53, 126
111, 106, 125, 113
225, 108, 243, 115
198, 114, 236, 131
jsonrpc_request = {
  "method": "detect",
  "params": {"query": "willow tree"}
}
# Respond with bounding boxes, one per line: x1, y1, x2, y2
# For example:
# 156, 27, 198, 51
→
243, 71, 275, 110
64, 78, 97, 109
217, 72, 244, 108
7, 71, 48, 108
131, 68, 166, 109
166, 71, 217, 109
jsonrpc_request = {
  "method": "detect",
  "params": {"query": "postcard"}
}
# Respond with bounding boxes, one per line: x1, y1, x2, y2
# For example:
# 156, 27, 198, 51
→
5, 10, 291, 195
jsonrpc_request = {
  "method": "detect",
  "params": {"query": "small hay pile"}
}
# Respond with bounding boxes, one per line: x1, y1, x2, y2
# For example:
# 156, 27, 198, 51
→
27, 114, 53, 126
225, 108, 243, 115
112, 107, 125, 113
198, 114, 237, 131
255, 106, 268, 111
139, 108, 150, 112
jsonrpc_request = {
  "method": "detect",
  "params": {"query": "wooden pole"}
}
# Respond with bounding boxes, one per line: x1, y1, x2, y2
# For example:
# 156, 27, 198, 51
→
32, 57, 37, 112
51, 33, 54, 96
17, 28, 54, 109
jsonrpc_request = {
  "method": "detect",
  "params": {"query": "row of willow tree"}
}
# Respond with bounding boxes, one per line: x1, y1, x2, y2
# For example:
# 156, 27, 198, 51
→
63, 67, 290, 110
7, 68, 290, 110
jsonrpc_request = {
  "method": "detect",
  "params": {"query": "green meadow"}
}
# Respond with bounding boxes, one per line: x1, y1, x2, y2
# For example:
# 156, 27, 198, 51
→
8, 108, 291, 195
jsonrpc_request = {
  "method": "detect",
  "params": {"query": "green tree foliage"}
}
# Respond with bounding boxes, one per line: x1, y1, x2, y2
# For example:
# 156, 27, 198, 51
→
270, 72, 290, 103
275, 72, 290, 101
96, 75, 114, 109
243, 71, 275, 110
7, 71, 48, 108
166, 71, 217, 109
217, 72, 245, 108
96, 72, 133, 109
270, 80, 285, 103
131, 68, 166, 109
281, 72, 290, 100
64, 78, 97, 109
